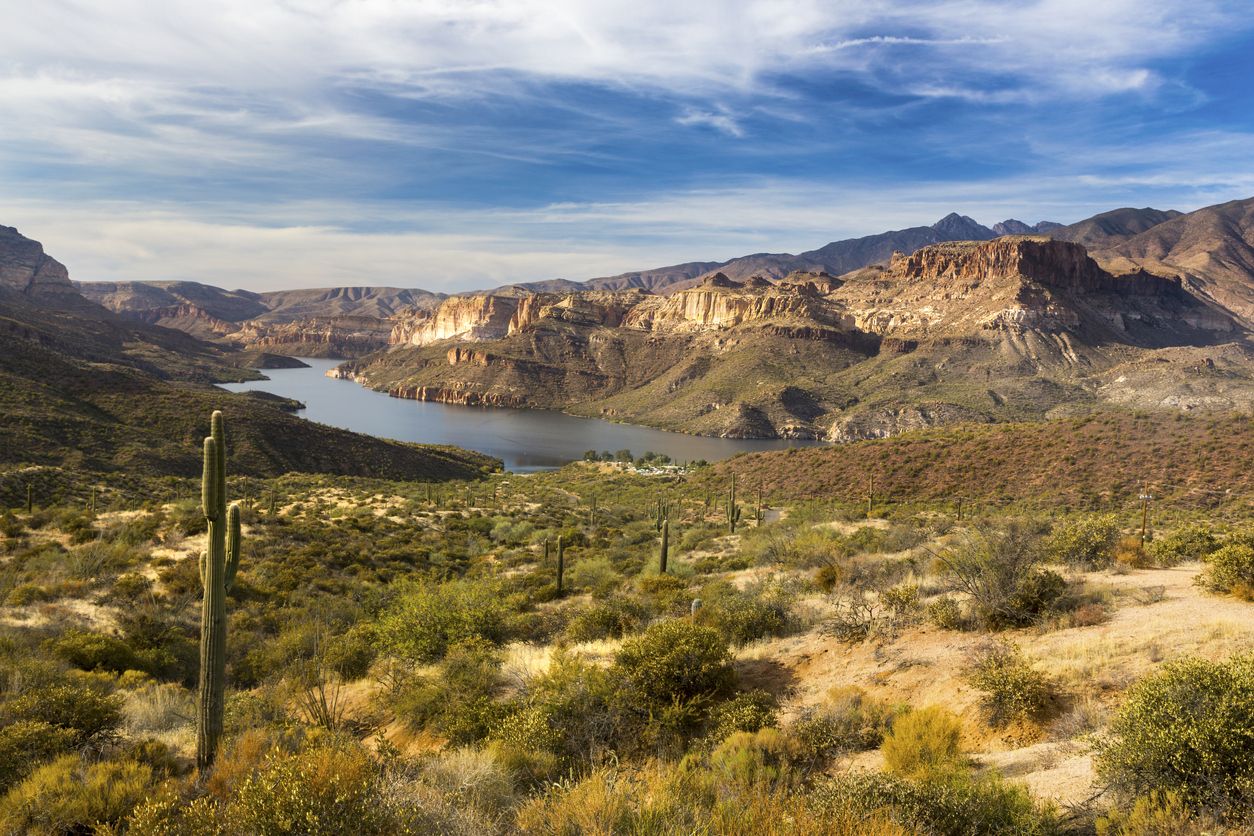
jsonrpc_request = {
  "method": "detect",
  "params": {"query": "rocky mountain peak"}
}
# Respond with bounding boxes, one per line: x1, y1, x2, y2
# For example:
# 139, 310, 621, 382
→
0, 226, 79, 301
930, 213, 995, 241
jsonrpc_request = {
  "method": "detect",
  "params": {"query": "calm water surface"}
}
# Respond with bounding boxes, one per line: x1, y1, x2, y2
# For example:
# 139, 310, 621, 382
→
220, 359, 824, 472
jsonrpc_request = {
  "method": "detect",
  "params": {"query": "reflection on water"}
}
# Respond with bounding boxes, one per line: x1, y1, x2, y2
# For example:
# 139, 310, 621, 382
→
220, 359, 825, 472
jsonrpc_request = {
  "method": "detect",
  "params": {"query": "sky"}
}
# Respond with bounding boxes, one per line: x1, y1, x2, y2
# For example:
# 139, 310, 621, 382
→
2, 1, 1254, 292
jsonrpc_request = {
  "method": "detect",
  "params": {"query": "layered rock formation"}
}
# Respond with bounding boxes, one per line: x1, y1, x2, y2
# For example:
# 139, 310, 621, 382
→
0, 226, 80, 303
348, 234, 1251, 441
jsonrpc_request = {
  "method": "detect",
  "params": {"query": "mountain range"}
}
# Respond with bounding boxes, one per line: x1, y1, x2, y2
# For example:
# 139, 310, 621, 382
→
12, 195, 1254, 442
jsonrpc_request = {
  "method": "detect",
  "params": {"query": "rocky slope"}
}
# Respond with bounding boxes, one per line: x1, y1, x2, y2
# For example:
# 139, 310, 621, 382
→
0, 227, 496, 479
344, 235, 1253, 440
1093, 197, 1254, 325
79, 280, 445, 358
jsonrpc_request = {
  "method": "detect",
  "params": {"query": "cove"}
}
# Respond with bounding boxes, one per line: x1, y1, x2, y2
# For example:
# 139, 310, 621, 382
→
220, 358, 824, 472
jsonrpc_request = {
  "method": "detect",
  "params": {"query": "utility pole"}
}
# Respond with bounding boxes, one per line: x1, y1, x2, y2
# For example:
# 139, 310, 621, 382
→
1139, 487, 1154, 548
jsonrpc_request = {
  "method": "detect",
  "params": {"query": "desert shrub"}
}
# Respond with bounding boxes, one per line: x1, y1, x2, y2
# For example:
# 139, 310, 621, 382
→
0, 721, 76, 793
790, 686, 895, 763
706, 728, 802, 791
515, 760, 899, 836
413, 747, 519, 821
611, 619, 734, 707
2, 681, 124, 745
696, 581, 791, 646
706, 689, 778, 741
566, 555, 619, 596
882, 706, 965, 779
1095, 790, 1236, 835
323, 624, 377, 681
1068, 602, 1110, 628
226, 742, 410, 834
376, 578, 509, 663
1046, 514, 1119, 569
1199, 544, 1254, 600
936, 523, 1064, 629
490, 650, 617, 782
112, 571, 154, 600
0, 754, 156, 834
880, 583, 922, 620
564, 597, 649, 642
811, 769, 1062, 835
927, 596, 966, 630
1096, 655, 1254, 819
824, 592, 883, 643
392, 639, 505, 744
1145, 523, 1219, 567
1114, 535, 1149, 568
1004, 569, 1069, 625
965, 641, 1056, 726
4, 582, 55, 606
50, 629, 147, 675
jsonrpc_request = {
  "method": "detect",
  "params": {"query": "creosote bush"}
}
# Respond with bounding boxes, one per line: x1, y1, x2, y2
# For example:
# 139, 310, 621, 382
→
965, 641, 1056, 727
882, 706, 965, 779
1096, 654, 1254, 821
1045, 513, 1119, 569
1199, 543, 1254, 600
376, 578, 509, 663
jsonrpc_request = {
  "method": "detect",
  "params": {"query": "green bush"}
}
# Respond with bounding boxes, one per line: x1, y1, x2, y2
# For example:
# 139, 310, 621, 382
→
564, 597, 649, 642
1046, 514, 1119, 569
790, 687, 896, 763
1199, 544, 1254, 600
938, 523, 1058, 629
965, 641, 1056, 727
2, 682, 124, 745
1096, 655, 1254, 819
611, 619, 734, 707
882, 706, 965, 779
0, 721, 76, 793
706, 690, 778, 741
695, 582, 791, 646
1145, 523, 1219, 567
50, 629, 147, 675
0, 754, 155, 834
323, 624, 377, 681
811, 769, 1062, 835
376, 578, 508, 663
226, 742, 410, 834
392, 638, 505, 744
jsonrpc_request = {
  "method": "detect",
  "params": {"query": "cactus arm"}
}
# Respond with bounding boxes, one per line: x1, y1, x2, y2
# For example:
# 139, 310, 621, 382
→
225, 503, 241, 591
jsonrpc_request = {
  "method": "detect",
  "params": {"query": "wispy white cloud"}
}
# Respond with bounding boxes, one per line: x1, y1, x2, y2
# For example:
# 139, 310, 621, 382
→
676, 107, 745, 138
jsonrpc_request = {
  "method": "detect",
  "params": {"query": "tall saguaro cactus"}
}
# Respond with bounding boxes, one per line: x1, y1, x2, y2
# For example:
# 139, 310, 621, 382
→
727, 473, 740, 533
556, 535, 565, 595
659, 519, 669, 574
197, 411, 241, 772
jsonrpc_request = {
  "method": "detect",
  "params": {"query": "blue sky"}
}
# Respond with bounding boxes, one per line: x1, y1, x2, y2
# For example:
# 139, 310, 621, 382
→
2, 0, 1253, 291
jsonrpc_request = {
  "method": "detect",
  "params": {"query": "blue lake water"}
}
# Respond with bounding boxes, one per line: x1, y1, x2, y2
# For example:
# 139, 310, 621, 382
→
219, 359, 824, 472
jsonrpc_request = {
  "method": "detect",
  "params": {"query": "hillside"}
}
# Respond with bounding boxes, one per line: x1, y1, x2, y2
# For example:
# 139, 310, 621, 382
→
716, 410, 1254, 506
0, 229, 496, 480
1095, 197, 1254, 324
78, 280, 446, 358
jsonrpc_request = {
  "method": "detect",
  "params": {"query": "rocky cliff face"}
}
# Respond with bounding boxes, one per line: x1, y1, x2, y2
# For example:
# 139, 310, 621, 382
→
232, 316, 392, 358
0, 226, 79, 302
392, 294, 520, 346
622, 274, 838, 332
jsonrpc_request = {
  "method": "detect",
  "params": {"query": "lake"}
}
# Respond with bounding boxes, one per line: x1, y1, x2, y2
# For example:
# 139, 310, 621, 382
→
219, 359, 825, 472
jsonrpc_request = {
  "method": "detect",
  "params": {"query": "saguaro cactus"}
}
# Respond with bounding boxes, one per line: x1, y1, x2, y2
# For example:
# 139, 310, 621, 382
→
659, 519, 669, 574
25, 482, 32, 514
727, 474, 740, 533
197, 411, 241, 772
556, 535, 565, 595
